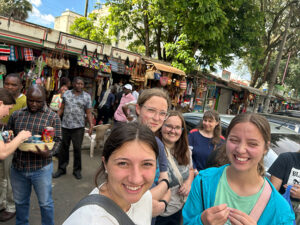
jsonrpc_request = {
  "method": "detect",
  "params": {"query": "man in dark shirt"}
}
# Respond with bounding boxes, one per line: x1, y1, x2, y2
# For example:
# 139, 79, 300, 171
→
96, 86, 116, 124
7, 85, 62, 225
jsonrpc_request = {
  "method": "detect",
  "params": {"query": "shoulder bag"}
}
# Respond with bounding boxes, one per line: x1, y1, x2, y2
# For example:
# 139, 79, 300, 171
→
161, 147, 187, 216
77, 45, 90, 68
69, 194, 135, 225
89, 49, 100, 70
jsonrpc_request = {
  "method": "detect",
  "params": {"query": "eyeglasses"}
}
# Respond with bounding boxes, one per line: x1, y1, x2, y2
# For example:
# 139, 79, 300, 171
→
163, 124, 183, 132
142, 105, 169, 120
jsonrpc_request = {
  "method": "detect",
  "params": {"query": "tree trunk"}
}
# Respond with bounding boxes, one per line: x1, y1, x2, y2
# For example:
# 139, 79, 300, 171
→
263, 11, 291, 113
143, 4, 150, 57
163, 47, 167, 61
156, 24, 162, 60
255, 50, 273, 88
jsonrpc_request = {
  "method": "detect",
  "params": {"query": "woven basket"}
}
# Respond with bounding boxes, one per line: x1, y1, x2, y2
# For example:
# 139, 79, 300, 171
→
19, 142, 55, 152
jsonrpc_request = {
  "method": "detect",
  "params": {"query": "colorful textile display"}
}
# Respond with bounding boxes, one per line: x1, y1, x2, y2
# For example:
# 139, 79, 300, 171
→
24, 48, 34, 61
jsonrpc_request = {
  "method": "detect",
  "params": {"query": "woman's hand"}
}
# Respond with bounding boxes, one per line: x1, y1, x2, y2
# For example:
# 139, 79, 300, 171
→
284, 184, 300, 199
178, 181, 192, 196
16, 130, 32, 142
201, 204, 229, 225
228, 208, 257, 225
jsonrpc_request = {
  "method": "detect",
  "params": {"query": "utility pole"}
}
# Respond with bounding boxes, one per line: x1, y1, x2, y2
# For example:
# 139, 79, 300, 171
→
84, 0, 89, 17
262, 10, 291, 113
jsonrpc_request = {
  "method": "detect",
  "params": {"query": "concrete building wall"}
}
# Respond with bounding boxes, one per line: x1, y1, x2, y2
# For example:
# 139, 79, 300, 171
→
54, 10, 82, 33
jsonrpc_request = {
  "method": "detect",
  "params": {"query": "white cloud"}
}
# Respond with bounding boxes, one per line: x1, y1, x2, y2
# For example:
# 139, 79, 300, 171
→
29, 0, 42, 7
28, 6, 55, 27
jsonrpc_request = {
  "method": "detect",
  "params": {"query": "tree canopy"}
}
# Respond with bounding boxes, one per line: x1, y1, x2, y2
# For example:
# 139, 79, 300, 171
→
0, 0, 32, 21
70, 0, 300, 90
246, 0, 300, 88
70, 12, 111, 44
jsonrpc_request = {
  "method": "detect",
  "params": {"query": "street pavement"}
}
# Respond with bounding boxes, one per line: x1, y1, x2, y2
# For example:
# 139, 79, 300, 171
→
5, 137, 103, 225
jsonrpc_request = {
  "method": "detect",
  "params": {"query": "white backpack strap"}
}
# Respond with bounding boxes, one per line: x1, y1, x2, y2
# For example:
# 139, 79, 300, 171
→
165, 147, 183, 184
249, 181, 272, 222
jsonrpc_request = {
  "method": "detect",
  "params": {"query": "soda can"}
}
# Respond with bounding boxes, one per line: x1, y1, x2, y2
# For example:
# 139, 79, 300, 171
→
42, 127, 55, 143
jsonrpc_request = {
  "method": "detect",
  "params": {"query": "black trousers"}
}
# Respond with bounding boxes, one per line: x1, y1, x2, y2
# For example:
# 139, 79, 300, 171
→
96, 105, 111, 124
58, 127, 85, 173
155, 209, 182, 225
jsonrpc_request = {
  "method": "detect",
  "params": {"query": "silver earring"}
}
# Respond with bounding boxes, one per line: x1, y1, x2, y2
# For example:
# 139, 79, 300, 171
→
105, 169, 108, 173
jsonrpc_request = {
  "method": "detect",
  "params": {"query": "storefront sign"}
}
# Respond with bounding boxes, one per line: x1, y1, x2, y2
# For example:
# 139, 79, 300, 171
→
58, 33, 104, 56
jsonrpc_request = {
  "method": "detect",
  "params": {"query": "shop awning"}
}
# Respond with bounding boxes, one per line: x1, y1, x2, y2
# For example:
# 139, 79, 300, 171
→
228, 81, 265, 96
227, 81, 242, 92
242, 85, 266, 96
145, 60, 186, 76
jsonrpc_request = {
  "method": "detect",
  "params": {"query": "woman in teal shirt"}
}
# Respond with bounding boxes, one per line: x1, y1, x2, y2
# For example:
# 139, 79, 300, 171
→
183, 113, 295, 225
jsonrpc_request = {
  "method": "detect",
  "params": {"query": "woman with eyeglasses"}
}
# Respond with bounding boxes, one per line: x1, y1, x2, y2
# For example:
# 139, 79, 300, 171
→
155, 111, 194, 225
135, 88, 171, 219
188, 110, 223, 175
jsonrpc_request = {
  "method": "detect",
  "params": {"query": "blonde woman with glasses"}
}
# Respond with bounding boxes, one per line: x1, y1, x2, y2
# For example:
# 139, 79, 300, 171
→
135, 88, 171, 220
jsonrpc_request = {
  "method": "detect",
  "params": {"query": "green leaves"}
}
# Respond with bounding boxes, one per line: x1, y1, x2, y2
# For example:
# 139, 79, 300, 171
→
0, 0, 32, 21
70, 13, 112, 45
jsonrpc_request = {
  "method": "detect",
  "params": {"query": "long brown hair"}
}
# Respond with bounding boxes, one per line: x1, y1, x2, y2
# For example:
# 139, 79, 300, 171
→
157, 111, 190, 165
197, 110, 221, 148
214, 113, 270, 176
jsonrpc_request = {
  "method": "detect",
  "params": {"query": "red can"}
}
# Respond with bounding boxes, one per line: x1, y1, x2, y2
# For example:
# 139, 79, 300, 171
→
42, 127, 55, 143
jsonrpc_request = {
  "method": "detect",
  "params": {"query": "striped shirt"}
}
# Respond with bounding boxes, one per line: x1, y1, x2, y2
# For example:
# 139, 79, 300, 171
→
8, 105, 62, 171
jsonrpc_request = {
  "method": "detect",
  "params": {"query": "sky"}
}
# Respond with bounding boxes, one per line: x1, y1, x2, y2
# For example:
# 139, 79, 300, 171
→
26, 0, 105, 27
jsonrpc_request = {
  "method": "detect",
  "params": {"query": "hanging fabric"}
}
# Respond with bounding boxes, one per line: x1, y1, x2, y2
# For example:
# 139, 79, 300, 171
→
24, 48, 34, 61
0, 44, 10, 55
0, 56, 8, 61
8, 45, 17, 61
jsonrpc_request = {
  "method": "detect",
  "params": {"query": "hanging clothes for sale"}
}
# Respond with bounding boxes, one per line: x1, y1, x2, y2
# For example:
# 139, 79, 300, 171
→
24, 48, 34, 61
0, 44, 10, 55
8, 45, 17, 61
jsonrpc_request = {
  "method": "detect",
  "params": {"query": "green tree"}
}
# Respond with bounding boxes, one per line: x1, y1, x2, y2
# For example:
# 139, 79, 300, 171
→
0, 0, 32, 21
284, 58, 300, 98
104, 0, 264, 73
72, 1, 265, 74
165, 0, 264, 73
247, 0, 300, 88
70, 12, 111, 44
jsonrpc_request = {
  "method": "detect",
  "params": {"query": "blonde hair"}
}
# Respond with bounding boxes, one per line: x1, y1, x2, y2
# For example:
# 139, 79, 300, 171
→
137, 88, 171, 109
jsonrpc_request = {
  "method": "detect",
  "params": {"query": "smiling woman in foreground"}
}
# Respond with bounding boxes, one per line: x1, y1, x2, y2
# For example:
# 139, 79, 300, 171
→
63, 122, 159, 225
182, 113, 295, 225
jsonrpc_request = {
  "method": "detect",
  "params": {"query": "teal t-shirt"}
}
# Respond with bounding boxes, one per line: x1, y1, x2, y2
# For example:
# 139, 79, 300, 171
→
214, 167, 265, 224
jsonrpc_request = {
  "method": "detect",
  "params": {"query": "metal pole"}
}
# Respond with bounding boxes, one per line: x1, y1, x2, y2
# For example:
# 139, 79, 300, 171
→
84, 0, 89, 17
